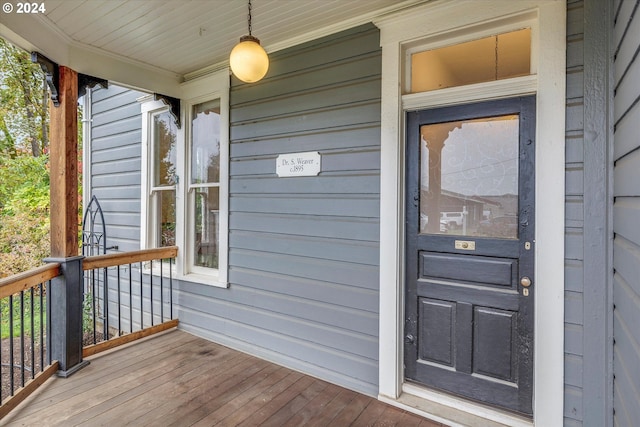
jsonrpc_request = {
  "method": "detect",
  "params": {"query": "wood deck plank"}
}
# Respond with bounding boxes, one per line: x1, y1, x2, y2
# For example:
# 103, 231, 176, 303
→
142, 356, 273, 426
184, 365, 289, 427
5, 332, 202, 422
329, 391, 372, 425
84, 345, 256, 425
194, 370, 305, 427
351, 399, 390, 426
304, 387, 359, 427
42, 357, 206, 424
236, 376, 316, 426
281, 383, 344, 426
260, 378, 329, 427
4, 330, 442, 427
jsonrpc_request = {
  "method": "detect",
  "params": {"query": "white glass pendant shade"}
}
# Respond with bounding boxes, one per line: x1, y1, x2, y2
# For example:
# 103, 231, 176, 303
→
229, 35, 269, 83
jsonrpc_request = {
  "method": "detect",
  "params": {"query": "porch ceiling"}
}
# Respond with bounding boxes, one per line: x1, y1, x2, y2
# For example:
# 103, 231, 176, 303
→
0, 0, 426, 96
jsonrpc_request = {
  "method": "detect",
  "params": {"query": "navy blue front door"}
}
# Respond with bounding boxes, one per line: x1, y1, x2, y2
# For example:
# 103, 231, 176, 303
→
404, 96, 535, 416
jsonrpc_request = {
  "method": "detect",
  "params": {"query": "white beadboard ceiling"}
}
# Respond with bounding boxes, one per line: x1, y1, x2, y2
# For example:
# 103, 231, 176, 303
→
27, 0, 424, 77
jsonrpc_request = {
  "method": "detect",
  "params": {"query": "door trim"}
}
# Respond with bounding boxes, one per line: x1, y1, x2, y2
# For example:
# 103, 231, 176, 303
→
375, 2, 566, 426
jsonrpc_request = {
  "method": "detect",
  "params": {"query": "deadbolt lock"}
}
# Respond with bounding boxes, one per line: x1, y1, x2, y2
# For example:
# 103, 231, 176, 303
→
520, 276, 532, 287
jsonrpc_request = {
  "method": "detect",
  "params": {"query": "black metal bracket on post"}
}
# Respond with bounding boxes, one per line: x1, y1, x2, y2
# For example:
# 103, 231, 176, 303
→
44, 256, 90, 377
154, 93, 181, 129
31, 52, 60, 107
78, 74, 108, 98
32, 52, 109, 105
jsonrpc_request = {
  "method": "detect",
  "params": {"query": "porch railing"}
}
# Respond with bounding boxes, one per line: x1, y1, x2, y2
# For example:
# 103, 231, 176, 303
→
81, 246, 178, 357
0, 263, 61, 418
0, 246, 178, 418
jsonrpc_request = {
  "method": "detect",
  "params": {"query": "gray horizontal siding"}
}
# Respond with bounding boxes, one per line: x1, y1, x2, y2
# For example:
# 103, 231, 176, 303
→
177, 24, 382, 396
613, 0, 640, 422
89, 85, 145, 253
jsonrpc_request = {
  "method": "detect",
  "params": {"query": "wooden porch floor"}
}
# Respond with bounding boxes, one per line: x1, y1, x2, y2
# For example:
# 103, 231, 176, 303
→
3, 329, 444, 426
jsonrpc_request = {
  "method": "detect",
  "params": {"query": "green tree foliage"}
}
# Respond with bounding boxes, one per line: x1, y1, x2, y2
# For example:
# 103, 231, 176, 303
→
0, 38, 48, 157
0, 38, 51, 277
0, 154, 50, 277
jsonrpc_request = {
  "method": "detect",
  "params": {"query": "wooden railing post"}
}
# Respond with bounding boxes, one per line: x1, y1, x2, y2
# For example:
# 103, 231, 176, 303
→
45, 64, 88, 376
45, 256, 88, 376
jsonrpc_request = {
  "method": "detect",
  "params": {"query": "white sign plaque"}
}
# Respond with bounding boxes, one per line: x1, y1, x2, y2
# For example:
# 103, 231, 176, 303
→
276, 152, 321, 177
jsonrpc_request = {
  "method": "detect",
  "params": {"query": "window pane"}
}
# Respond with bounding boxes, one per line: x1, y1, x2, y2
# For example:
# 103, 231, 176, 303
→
420, 115, 519, 239
193, 187, 219, 269
153, 112, 177, 187
410, 29, 531, 93
154, 189, 176, 247
191, 100, 221, 184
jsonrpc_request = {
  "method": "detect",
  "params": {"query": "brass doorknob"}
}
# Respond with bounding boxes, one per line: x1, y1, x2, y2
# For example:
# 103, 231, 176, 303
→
520, 276, 532, 287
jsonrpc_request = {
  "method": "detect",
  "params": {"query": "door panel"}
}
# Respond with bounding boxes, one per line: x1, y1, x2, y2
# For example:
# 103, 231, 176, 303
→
473, 306, 517, 382
420, 252, 517, 287
418, 298, 456, 367
405, 96, 535, 416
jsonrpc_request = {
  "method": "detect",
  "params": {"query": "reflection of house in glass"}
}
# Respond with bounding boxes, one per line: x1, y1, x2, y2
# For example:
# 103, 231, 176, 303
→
420, 114, 519, 238
420, 188, 511, 236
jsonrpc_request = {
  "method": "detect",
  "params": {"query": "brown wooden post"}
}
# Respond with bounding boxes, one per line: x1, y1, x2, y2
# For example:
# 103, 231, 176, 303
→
45, 65, 88, 376
49, 66, 79, 258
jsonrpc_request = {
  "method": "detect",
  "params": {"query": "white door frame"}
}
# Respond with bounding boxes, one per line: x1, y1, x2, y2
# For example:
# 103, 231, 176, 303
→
375, 1, 566, 426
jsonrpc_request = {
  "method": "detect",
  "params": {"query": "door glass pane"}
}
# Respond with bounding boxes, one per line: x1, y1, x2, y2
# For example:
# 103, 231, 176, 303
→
191, 99, 221, 184
193, 186, 219, 269
420, 114, 519, 239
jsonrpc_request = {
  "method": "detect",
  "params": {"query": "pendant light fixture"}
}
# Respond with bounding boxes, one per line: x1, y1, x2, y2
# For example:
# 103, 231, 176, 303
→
229, 0, 269, 83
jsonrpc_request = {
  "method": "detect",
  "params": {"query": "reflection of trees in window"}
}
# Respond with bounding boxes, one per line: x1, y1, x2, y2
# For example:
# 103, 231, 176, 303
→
153, 112, 177, 248
194, 189, 218, 269
190, 100, 220, 270
154, 115, 177, 186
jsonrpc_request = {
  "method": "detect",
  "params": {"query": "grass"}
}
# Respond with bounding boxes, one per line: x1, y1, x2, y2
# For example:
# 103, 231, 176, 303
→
0, 289, 98, 340
0, 291, 46, 339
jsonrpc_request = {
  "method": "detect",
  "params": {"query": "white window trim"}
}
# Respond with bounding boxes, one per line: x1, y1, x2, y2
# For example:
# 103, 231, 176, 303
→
140, 98, 173, 252
139, 69, 230, 288
375, 2, 565, 426
140, 99, 177, 278
179, 70, 230, 288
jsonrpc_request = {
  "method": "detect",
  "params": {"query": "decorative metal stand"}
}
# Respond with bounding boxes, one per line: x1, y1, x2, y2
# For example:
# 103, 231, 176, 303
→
81, 196, 116, 345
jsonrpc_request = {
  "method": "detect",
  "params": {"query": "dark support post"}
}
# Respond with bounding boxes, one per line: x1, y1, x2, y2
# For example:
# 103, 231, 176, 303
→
45, 65, 88, 376
45, 256, 88, 376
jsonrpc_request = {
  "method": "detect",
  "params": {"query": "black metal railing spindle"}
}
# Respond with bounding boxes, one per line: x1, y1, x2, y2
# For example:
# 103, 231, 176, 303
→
38, 283, 48, 370
160, 259, 164, 323
103, 266, 109, 341
30, 287, 35, 380
92, 269, 97, 345
9, 295, 14, 395
129, 264, 133, 334
150, 260, 154, 326
139, 262, 143, 330
20, 291, 25, 387
117, 265, 121, 336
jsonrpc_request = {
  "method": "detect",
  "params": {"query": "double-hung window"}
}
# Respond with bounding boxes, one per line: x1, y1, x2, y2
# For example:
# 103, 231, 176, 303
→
188, 100, 222, 272
141, 71, 229, 287
149, 111, 177, 248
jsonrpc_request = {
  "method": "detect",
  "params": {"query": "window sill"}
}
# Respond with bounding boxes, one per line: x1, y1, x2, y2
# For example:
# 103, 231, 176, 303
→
178, 272, 229, 288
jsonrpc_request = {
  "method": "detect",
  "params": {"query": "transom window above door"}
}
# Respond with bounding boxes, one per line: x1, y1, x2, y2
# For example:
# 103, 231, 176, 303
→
409, 28, 531, 93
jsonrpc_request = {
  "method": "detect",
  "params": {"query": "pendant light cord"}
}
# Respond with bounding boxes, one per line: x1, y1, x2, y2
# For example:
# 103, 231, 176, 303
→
248, 0, 253, 36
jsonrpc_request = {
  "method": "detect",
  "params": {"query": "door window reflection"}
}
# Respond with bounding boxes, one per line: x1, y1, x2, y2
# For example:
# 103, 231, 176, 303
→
420, 115, 519, 239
